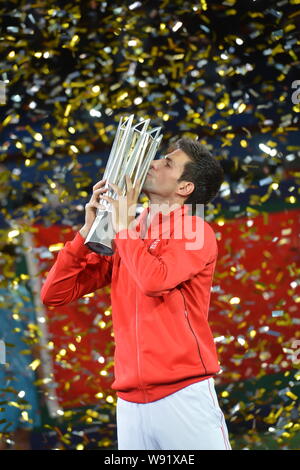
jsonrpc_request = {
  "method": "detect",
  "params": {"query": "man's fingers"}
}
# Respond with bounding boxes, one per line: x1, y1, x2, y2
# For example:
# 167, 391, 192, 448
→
101, 194, 115, 205
94, 187, 108, 193
93, 179, 107, 191
93, 187, 109, 197
135, 177, 142, 193
126, 174, 133, 192
108, 182, 122, 197
90, 187, 108, 204
86, 201, 106, 210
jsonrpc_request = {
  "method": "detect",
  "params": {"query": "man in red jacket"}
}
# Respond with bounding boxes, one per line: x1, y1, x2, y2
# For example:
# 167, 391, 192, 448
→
41, 137, 231, 450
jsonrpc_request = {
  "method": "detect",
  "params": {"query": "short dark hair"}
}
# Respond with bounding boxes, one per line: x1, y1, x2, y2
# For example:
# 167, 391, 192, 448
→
172, 138, 224, 214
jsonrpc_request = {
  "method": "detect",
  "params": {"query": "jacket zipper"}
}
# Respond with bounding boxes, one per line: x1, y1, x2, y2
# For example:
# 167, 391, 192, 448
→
180, 289, 208, 375
135, 288, 147, 402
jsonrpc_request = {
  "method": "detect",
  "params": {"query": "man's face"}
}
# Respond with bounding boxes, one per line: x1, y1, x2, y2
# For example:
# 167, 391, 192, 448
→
142, 148, 193, 202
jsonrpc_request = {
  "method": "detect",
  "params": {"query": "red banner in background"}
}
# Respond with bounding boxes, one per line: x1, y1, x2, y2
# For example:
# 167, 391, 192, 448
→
32, 208, 300, 407
33, 225, 114, 409
209, 208, 300, 385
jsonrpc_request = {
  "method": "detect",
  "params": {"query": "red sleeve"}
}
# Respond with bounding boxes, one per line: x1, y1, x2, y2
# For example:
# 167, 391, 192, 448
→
40, 232, 113, 306
113, 220, 217, 297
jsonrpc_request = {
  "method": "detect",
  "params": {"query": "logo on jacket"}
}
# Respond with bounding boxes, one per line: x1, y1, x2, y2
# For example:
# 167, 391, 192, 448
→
149, 239, 160, 250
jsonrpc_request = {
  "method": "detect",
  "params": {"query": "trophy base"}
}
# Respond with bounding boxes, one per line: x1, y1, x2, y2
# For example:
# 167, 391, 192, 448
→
84, 210, 116, 256
86, 241, 114, 256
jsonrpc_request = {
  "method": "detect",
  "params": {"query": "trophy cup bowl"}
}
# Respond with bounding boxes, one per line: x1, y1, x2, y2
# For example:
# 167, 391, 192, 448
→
84, 115, 163, 255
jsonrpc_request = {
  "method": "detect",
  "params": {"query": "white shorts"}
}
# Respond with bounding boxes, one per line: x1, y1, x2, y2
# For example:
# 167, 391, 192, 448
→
116, 377, 232, 450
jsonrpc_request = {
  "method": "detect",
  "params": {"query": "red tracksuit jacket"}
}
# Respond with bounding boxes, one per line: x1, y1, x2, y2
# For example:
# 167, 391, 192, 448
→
41, 204, 220, 403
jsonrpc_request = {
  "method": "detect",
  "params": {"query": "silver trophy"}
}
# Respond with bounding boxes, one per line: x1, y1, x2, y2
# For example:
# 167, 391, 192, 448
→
85, 115, 163, 255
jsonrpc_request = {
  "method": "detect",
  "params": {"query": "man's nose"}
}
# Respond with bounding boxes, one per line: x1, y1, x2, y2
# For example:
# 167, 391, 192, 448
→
149, 159, 160, 170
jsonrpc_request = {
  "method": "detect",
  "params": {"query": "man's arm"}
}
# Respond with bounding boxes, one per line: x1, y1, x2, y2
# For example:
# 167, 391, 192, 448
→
40, 231, 113, 307
113, 220, 217, 296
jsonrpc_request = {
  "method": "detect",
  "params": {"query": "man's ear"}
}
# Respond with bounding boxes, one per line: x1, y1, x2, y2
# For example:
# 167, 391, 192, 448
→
178, 181, 194, 197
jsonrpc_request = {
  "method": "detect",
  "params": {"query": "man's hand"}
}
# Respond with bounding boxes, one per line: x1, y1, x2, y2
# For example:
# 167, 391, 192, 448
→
101, 174, 141, 233
79, 179, 108, 239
